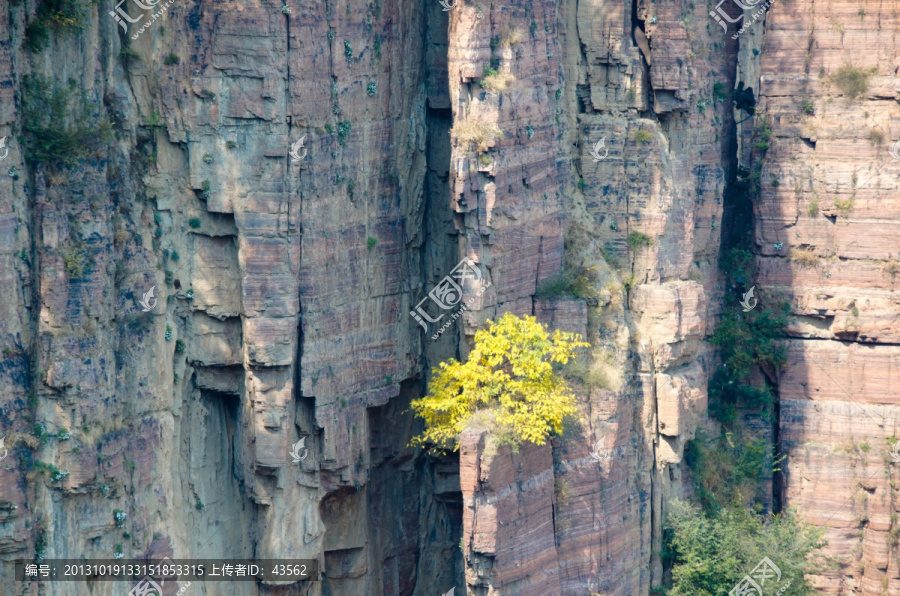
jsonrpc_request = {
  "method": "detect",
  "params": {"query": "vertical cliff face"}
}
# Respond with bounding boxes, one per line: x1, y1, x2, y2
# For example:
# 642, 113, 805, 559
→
750, 1, 900, 592
449, 0, 738, 592
2, 0, 898, 594
0, 0, 463, 594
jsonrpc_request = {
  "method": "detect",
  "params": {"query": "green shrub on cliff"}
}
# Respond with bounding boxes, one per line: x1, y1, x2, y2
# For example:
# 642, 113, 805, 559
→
627, 231, 653, 251
663, 500, 829, 596
410, 313, 588, 450
25, 0, 88, 53
828, 63, 873, 100
685, 428, 772, 514
708, 249, 789, 425
23, 76, 112, 166
535, 266, 600, 301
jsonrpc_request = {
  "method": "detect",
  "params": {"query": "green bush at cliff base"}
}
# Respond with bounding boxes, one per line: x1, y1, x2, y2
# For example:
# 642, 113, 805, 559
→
661, 500, 829, 596
410, 313, 588, 451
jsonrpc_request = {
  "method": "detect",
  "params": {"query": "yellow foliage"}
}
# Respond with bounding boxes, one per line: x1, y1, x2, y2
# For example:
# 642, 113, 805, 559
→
410, 312, 589, 450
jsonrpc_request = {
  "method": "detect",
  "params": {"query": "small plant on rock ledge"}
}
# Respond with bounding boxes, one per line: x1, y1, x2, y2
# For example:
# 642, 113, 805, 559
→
828, 63, 874, 100
337, 121, 352, 146
61, 245, 87, 279
373, 34, 383, 59
833, 197, 854, 215
634, 129, 654, 144
480, 69, 515, 93
344, 40, 353, 63
119, 46, 141, 65
451, 119, 503, 154
535, 266, 600, 301
626, 231, 653, 251
367, 82, 377, 96
113, 509, 127, 528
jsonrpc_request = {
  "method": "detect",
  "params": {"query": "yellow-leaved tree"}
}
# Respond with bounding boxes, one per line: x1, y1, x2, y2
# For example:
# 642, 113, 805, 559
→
410, 312, 589, 450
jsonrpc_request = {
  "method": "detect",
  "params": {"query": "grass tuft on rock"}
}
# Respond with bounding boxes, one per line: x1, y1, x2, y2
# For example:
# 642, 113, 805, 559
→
828, 63, 874, 100
451, 119, 503, 153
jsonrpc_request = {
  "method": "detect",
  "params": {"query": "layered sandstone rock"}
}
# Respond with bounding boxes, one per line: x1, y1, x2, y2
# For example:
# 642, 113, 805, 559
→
3, 0, 895, 593
0, 1, 458, 594
449, 0, 734, 592
748, 0, 900, 592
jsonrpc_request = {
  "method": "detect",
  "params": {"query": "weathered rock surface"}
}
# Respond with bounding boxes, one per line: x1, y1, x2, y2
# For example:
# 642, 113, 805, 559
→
0, 1, 457, 594
448, 0, 733, 592
2, 0, 897, 593
747, 0, 900, 592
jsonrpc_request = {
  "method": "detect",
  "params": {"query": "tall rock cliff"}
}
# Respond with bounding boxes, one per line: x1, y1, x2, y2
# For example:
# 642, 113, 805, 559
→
0, 0, 897, 594
749, 0, 900, 592
448, 0, 736, 592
